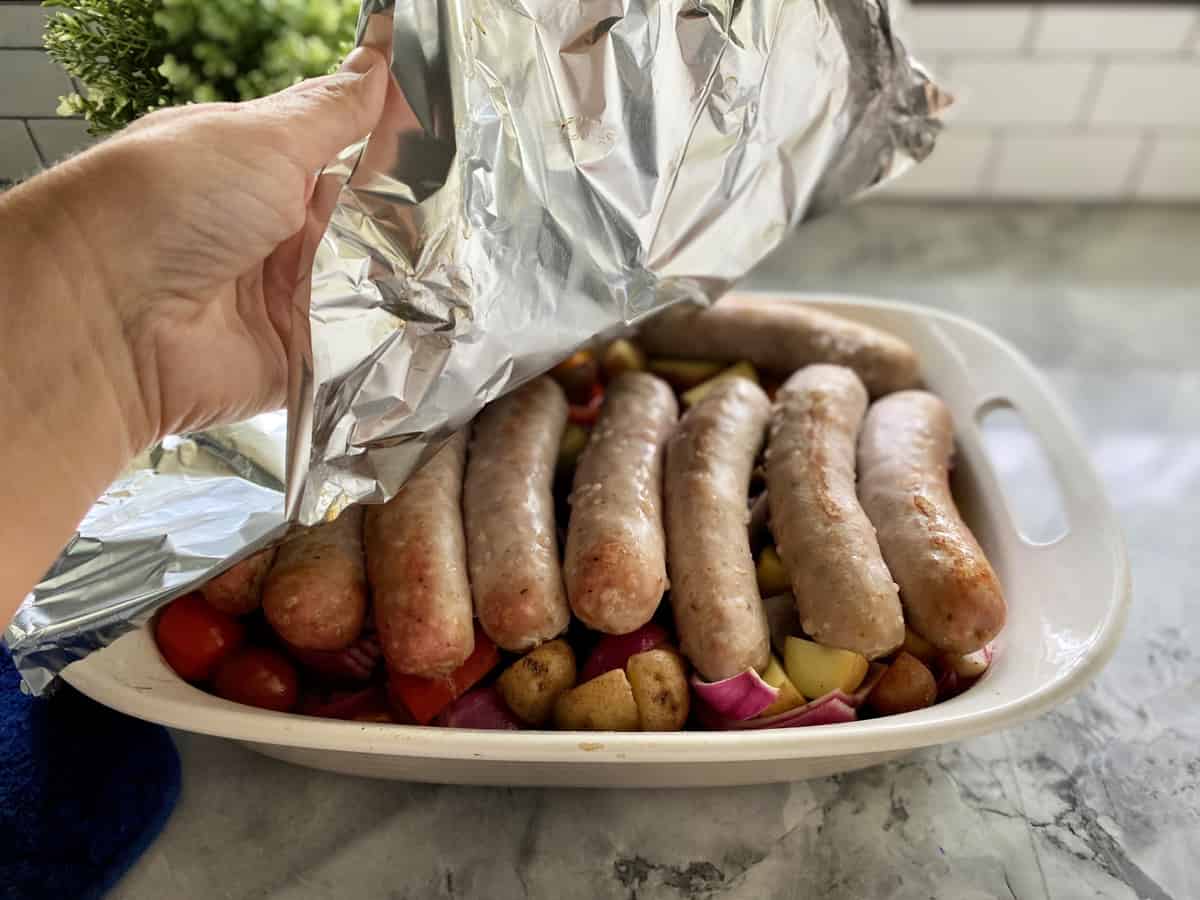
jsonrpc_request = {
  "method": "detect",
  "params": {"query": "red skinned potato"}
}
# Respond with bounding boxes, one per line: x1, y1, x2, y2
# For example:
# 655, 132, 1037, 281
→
867, 652, 937, 716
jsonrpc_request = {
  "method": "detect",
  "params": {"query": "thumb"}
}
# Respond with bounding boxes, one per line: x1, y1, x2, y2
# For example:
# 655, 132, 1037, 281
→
250, 47, 390, 175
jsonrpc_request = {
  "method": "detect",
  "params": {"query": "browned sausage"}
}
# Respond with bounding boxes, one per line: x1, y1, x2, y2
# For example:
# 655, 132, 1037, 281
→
464, 376, 571, 651
638, 295, 920, 397
857, 391, 1006, 655
365, 431, 474, 677
201, 548, 276, 616
765, 365, 904, 659
565, 372, 678, 634
262, 507, 367, 651
665, 377, 772, 681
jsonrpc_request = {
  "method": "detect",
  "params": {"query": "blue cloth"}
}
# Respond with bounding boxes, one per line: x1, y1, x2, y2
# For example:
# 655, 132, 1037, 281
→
0, 645, 180, 900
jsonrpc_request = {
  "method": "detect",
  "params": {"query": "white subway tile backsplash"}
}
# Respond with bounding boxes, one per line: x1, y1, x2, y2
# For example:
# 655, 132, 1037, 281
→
882, 130, 995, 198
28, 118, 93, 164
1034, 6, 1197, 55
989, 134, 1142, 198
899, 4, 1036, 54
943, 59, 1096, 126
0, 49, 71, 117
1137, 138, 1200, 199
0, 2, 48, 48
1090, 61, 1200, 128
0, 119, 39, 181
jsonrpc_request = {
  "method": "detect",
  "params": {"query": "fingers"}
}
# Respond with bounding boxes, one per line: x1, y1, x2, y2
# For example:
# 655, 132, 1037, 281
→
248, 47, 390, 175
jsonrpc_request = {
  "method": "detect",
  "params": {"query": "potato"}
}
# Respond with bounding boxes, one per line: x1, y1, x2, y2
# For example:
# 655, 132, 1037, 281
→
681, 361, 759, 409
557, 423, 590, 470
758, 655, 806, 716
647, 357, 725, 389
784, 636, 869, 699
626, 648, 689, 731
901, 626, 939, 666
497, 639, 577, 726
553, 669, 641, 731
756, 546, 790, 596
601, 339, 647, 379
868, 651, 936, 715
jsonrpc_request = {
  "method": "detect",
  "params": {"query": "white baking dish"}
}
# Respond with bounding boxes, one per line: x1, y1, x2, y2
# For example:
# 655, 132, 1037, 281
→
63, 294, 1130, 787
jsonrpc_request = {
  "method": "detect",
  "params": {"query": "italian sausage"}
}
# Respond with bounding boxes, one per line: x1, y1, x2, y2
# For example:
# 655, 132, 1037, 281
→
565, 372, 678, 634
765, 365, 904, 659
365, 431, 474, 677
857, 391, 1006, 655
201, 548, 276, 616
638, 295, 920, 397
665, 377, 772, 681
262, 506, 367, 651
464, 376, 571, 651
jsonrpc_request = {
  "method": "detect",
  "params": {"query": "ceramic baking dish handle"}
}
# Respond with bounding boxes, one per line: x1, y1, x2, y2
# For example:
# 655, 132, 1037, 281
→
924, 312, 1127, 596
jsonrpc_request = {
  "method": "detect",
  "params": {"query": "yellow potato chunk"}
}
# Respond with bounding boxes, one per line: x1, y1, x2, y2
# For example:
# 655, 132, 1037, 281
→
497, 639, 577, 726
601, 339, 647, 379
756, 546, 790, 596
557, 423, 590, 470
758, 655, 806, 716
553, 669, 641, 731
901, 626, 938, 666
681, 361, 759, 409
647, 358, 725, 389
784, 636, 869, 699
626, 648, 689, 731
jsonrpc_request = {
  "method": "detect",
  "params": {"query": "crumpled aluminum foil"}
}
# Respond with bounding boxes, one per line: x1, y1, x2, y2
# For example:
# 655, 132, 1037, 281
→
6, 0, 942, 693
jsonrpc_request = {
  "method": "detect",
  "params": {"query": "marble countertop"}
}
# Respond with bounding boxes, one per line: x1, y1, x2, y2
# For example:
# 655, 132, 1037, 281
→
111, 202, 1199, 900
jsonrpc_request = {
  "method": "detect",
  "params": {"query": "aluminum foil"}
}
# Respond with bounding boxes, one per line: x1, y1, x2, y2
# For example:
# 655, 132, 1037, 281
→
6, 0, 942, 692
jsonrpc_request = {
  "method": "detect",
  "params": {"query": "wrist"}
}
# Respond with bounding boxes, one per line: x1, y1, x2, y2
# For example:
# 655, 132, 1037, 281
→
0, 156, 153, 470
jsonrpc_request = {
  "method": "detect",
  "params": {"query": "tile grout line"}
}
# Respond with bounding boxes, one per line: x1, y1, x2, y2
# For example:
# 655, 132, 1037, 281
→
1020, 4, 1044, 57
1074, 57, 1109, 132
975, 128, 1005, 199
1121, 131, 1158, 199
23, 118, 46, 168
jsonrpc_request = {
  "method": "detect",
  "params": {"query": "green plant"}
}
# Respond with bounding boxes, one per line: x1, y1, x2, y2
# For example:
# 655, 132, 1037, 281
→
43, 0, 361, 135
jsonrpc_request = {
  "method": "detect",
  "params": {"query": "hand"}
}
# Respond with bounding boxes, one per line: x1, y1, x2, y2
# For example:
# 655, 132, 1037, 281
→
58, 46, 388, 449
0, 48, 387, 612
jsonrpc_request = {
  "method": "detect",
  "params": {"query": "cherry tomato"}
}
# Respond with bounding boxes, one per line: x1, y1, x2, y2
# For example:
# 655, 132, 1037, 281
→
550, 350, 600, 404
568, 382, 605, 425
155, 592, 245, 682
213, 647, 300, 712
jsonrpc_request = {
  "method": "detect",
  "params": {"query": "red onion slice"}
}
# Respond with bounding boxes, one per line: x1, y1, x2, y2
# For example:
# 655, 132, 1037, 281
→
690, 667, 780, 721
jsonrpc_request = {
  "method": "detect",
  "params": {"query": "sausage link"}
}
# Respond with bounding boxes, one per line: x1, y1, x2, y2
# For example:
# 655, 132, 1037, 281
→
201, 548, 276, 616
262, 507, 367, 651
857, 391, 1006, 654
565, 372, 678, 634
464, 377, 571, 651
365, 431, 474, 677
638, 296, 920, 397
765, 365, 904, 659
665, 377, 772, 681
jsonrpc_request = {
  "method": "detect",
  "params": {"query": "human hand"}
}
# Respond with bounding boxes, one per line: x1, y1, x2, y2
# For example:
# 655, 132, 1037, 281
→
52, 46, 389, 450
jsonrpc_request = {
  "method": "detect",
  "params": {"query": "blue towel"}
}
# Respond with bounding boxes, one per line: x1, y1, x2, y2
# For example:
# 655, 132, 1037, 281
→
0, 645, 180, 900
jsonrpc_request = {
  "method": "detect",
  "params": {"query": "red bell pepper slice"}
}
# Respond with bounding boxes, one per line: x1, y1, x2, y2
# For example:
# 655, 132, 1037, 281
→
387, 624, 501, 725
